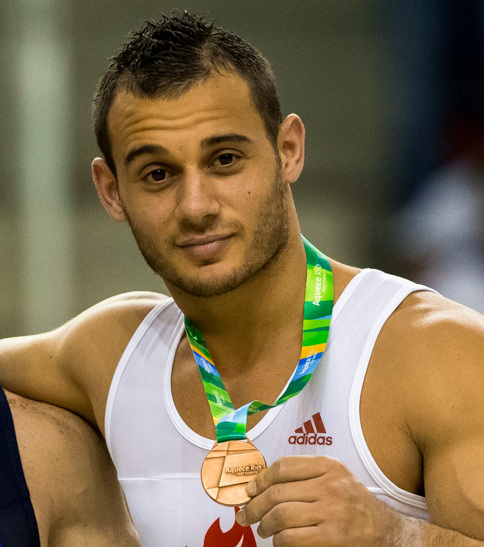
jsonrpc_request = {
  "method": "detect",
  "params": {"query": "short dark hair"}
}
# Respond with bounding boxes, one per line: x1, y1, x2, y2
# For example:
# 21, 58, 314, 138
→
93, 12, 282, 175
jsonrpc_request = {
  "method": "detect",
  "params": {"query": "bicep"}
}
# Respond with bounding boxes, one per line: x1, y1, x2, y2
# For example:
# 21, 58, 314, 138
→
418, 321, 484, 539
401, 300, 484, 539
424, 432, 484, 540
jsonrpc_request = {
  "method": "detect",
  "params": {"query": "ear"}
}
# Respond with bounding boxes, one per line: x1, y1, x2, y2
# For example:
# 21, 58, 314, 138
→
277, 114, 305, 184
91, 158, 127, 222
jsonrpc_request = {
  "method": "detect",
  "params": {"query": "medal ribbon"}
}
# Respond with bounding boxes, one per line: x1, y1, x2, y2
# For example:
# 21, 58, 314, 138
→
184, 235, 333, 443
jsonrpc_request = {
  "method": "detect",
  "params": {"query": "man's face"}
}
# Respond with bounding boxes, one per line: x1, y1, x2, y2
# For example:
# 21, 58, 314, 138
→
107, 72, 291, 297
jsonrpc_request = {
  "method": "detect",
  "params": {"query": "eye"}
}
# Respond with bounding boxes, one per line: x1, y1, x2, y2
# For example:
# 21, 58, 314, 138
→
212, 152, 243, 171
217, 153, 235, 166
143, 168, 169, 184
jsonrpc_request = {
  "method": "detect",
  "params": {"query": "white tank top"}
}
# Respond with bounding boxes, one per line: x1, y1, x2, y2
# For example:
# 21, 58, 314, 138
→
105, 269, 431, 546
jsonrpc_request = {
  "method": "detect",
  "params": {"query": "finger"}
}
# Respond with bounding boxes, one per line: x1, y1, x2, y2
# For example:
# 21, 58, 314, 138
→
256, 501, 319, 539
273, 526, 323, 547
238, 478, 318, 526
247, 456, 339, 497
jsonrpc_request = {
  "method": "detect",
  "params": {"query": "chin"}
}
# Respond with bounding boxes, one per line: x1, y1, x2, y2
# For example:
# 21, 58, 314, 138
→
165, 263, 255, 298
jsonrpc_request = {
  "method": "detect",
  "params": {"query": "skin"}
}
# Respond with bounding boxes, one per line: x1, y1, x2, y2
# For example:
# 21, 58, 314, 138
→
6, 390, 140, 546
1, 71, 484, 545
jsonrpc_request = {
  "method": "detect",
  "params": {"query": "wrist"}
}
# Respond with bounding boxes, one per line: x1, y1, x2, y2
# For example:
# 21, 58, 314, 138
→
391, 515, 424, 547
376, 500, 424, 547
391, 514, 484, 546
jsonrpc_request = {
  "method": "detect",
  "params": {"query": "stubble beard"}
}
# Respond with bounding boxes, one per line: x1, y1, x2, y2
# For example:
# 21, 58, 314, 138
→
124, 171, 290, 298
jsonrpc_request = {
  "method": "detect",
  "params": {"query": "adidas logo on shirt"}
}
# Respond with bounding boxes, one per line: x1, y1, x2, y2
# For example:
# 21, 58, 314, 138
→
288, 412, 333, 446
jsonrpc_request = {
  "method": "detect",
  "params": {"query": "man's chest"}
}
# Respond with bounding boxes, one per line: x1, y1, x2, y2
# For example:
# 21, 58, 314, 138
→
107, 316, 428, 545
170, 330, 424, 497
170, 336, 298, 440
104, 301, 424, 505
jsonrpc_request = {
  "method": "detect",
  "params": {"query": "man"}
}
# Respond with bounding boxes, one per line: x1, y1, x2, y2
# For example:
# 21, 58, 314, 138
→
1, 12, 484, 546
0, 388, 140, 546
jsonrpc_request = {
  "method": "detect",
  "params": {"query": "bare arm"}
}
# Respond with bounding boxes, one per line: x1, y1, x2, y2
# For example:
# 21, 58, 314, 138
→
0, 291, 167, 430
404, 521, 484, 546
236, 456, 484, 546
404, 299, 484, 542
8, 391, 141, 546
237, 295, 484, 545
0, 330, 93, 421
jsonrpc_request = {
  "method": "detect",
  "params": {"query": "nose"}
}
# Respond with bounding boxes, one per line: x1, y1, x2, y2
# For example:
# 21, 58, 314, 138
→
174, 169, 221, 228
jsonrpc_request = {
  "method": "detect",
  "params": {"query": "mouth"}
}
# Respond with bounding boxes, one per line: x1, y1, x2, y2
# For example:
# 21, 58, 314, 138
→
176, 234, 233, 261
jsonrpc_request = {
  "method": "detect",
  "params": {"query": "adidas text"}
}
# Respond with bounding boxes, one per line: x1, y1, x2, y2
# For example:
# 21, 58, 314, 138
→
288, 434, 333, 446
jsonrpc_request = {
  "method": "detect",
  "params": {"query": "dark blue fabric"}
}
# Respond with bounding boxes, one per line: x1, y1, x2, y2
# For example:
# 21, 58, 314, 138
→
0, 388, 40, 546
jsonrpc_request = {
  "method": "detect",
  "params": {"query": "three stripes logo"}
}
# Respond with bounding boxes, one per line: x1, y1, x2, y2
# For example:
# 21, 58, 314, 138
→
288, 412, 332, 446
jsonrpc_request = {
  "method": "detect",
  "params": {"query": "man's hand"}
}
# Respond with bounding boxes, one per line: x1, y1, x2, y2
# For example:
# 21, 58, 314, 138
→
235, 456, 404, 546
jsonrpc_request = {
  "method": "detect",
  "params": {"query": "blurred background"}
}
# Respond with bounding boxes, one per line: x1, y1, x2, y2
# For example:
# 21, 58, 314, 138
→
1, 0, 484, 336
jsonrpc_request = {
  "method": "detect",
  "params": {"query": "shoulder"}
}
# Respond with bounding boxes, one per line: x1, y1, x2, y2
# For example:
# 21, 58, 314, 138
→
379, 290, 484, 442
387, 289, 484, 364
57, 290, 170, 358
61, 290, 171, 358
76, 290, 170, 320
53, 291, 170, 426
0, 291, 171, 435
382, 288, 484, 375
46, 290, 169, 354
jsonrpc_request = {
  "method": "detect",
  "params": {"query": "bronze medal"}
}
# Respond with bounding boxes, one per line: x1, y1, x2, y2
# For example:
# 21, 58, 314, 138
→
201, 439, 267, 506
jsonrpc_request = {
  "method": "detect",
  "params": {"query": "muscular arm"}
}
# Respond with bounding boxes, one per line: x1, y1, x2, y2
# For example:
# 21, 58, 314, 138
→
0, 292, 167, 431
236, 457, 484, 546
237, 294, 484, 545
405, 296, 484, 542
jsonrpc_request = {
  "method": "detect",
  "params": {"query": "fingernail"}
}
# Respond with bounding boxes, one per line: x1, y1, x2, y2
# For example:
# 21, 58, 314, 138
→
246, 481, 256, 496
236, 510, 247, 526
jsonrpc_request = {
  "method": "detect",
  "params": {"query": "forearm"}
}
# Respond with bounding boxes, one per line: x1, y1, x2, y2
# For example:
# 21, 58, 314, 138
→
399, 516, 484, 547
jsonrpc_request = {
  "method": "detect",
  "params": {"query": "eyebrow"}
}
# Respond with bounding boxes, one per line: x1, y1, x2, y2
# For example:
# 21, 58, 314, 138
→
124, 144, 167, 167
124, 134, 253, 167
200, 133, 253, 148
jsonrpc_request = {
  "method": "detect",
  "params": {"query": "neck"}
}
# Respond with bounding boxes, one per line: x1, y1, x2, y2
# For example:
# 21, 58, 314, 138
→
170, 230, 307, 373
